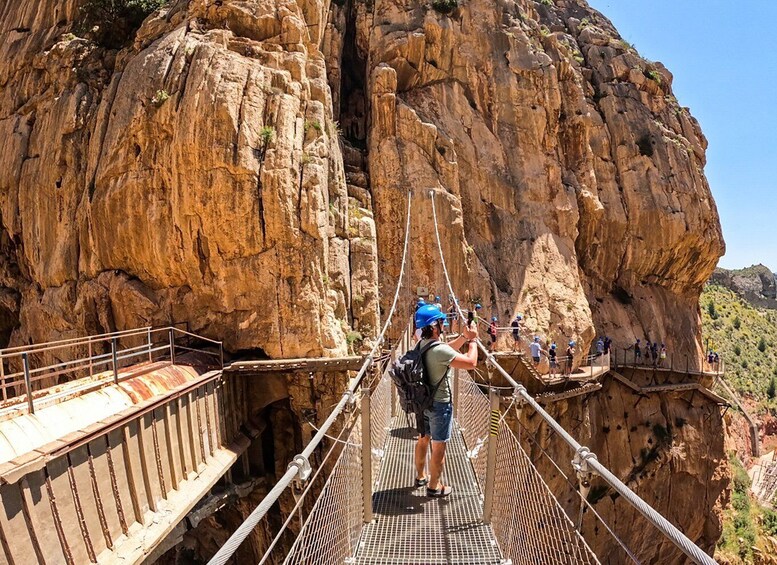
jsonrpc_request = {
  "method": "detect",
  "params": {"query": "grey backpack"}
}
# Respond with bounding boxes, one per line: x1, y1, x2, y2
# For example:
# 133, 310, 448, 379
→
389, 340, 442, 416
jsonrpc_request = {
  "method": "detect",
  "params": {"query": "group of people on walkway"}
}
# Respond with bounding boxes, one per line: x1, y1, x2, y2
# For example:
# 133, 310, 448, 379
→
628, 338, 668, 367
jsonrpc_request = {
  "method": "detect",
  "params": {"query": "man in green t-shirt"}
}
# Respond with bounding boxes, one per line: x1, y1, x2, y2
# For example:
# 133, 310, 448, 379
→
413, 305, 479, 498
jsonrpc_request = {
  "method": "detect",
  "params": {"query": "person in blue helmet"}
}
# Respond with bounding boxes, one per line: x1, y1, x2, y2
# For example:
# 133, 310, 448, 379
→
413, 304, 479, 498
565, 340, 576, 375
548, 342, 558, 375
488, 317, 498, 350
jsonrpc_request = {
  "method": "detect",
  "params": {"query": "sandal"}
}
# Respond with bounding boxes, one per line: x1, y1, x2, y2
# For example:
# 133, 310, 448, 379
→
415, 477, 428, 487
426, 485, 453, 498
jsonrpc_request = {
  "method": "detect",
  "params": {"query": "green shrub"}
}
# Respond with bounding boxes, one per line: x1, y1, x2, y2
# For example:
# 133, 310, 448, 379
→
764, 508, 777, 536
346, 331, 363, 353
733, 316, 741, 329
734, 344, 741, 356
768, 377, 776, 400
707, 301, 717, 319
150, 89, 169, 107
78, 0, 167, 49
645, 69, 662, 84
758, 336, 766, 352
260, 126, 275, 146
431, 0, 457, 14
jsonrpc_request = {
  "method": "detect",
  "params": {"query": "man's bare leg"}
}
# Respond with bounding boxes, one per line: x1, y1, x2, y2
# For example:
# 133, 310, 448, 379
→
415, 435, 430, 481
428, 440, 448, 490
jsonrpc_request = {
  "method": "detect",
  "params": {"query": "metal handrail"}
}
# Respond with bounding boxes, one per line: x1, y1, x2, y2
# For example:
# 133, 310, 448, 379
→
0, 325, 224, 414
428, 189, 716, 565
0, 326, 154, 355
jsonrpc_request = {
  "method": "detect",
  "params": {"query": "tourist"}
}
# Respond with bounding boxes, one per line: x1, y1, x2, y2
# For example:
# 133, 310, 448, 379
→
511, 315, 523, 351
530, 336, 545, 365
650, 341, 659, 367
632, 338, 642, 364
413, 305, 479, 498
565, 340, 576, 375
548, 342, 558, 375
596, 337, 605, 357
488, 317, 498, 351
643, 340, 652, 365
659, 343, 667, 367
603, 336, 612, 356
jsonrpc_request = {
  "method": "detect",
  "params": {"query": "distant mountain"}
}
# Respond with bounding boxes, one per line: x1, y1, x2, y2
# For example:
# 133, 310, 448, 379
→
710, 265, 777, 310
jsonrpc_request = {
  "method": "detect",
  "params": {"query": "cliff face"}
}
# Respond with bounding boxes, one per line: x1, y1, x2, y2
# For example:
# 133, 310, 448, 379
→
0, 0, 722, 361
363, 0, 723, 363
0, 0, 380, 359
710, 265, 777, 310
0, 0, 726, 560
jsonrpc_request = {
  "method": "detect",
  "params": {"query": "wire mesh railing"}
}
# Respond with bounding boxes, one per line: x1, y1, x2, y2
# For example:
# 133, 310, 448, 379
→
284, 412, 365, 565
454, 369, 600, 564
0, 325, 223, 413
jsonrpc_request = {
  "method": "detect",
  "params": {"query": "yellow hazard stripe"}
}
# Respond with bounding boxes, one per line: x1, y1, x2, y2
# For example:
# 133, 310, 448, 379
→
489, 409, 500, 436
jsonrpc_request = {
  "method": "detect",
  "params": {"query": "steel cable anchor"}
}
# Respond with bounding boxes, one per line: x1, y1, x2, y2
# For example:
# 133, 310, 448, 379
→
572, 446, 599, 531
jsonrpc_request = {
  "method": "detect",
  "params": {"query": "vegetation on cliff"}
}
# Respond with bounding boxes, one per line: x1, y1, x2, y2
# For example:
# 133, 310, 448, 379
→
78, 0, 167, 48
701, 284, 777, 407
717, 453, 777, 562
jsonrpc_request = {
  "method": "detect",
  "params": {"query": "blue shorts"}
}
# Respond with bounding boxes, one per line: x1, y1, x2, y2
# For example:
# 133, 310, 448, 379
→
421, 401, 453, 442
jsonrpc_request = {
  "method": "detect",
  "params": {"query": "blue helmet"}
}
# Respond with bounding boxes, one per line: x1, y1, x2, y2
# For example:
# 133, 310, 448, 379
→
475, 303, 482, 310
550, 343, 557, 350
569, 341, 576, 347
491, 317, 497, 322
534, 336, 540, 342
515, 314, 523, 320
435, 295, 441, 301
415, 304, 447, 329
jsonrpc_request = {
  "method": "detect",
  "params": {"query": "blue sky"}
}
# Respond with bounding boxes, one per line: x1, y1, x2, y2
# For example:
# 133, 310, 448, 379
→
587, 0, 777, 273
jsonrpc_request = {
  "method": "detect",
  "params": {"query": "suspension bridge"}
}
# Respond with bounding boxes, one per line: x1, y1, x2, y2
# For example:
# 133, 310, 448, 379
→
0, 190, 727, 564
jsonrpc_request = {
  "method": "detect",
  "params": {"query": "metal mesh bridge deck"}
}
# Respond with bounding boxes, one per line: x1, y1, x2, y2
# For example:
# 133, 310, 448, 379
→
353, 416, 503, 564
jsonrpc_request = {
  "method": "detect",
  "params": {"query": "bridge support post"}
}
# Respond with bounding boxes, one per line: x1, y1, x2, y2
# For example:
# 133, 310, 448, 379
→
88, 338, 94, 377
21, 352, 34, 414
112, 337, 119, 384
361, 386, 373, 523
483, 387, 499, 524
147, 328, 153, 362
169, 328, 176, 365
0, 353, 6, 401
452, 368, 459, 418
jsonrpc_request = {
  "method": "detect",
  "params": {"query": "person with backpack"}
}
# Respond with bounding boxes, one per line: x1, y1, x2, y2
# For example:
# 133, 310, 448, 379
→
408, 304, 478, 498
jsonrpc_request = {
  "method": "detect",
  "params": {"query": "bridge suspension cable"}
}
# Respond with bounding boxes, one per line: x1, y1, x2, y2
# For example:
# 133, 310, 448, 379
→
208, 190, 414, 565
428, 189, 717, 565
